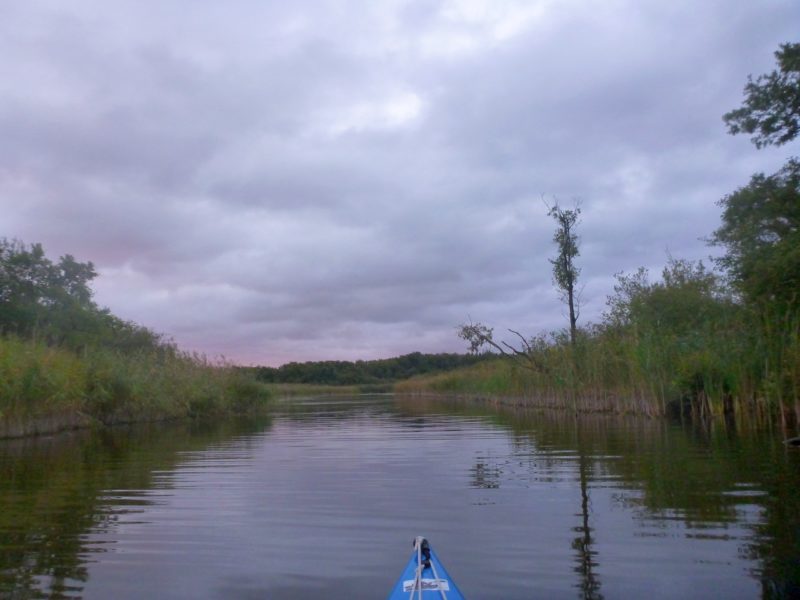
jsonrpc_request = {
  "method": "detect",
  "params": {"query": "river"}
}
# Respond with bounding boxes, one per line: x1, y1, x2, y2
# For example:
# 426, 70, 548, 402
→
1, 395, 798, 599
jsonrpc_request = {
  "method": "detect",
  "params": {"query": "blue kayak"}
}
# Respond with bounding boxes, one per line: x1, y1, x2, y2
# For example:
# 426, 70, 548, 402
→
388, 537, 466, 599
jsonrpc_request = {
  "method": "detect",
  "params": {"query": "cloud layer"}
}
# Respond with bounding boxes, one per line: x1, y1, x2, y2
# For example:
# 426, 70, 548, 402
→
2, 0, 798, 364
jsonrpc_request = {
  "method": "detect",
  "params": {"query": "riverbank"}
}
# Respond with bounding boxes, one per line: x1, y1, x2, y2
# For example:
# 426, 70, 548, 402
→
393, 357, 764, 423
0, 336, 272, 439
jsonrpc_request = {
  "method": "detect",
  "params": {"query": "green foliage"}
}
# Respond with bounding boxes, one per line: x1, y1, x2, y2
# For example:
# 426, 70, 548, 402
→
396, 359, 528, 397
0, 238, 165, 355
441, 43, 800, 422
609, 259, 730, 344
711, 159, 800, 312
0, 336, 86, 419
447, 257, 797, 418
0, 239, 272, 435
458, 322, 494, 355
548, 203, 581, 296
723, 42, 800, 148
0, 239, 96, 345
0, 336, 272, 431
600, 259, 748, 408
250, 352, 489, 386
547, 201, 581, 344
715, 41, 800, 418
448, 259, 797, 420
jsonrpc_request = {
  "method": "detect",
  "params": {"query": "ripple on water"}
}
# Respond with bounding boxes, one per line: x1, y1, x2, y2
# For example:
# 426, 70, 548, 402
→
0, 397, 795, 600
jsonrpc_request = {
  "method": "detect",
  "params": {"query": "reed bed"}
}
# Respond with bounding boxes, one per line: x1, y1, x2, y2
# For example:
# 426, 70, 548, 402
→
0, 336, 272, 437
397, 310, 800, 426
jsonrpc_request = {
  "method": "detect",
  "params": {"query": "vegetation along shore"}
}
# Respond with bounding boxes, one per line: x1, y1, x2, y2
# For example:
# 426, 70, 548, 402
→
402, 44, 800, 430
0, 240, 271, 439
2, 44, 798, 438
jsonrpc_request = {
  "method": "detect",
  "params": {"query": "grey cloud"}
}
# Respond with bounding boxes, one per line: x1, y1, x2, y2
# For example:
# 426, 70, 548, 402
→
2, 0, 799, 364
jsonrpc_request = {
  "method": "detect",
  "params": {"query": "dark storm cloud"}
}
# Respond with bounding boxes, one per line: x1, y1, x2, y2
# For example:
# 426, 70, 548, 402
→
2, 0, 798, 364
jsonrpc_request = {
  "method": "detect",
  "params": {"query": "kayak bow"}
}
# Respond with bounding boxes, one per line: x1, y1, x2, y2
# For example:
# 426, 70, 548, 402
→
387, 536, 466, 599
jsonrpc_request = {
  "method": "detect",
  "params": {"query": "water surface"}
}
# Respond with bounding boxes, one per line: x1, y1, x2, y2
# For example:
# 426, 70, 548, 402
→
1, 395, 798, 599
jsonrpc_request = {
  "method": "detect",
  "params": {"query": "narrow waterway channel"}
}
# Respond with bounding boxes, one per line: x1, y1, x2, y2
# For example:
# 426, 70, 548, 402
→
1, 395, 798, 599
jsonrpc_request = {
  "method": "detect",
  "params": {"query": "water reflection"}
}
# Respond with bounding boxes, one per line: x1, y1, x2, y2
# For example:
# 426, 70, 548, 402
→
396, 396, 800, 598
470, 458, 501, 490
0, 417, 272, 599
573, 427, 603, 600
1, 397, 799, 599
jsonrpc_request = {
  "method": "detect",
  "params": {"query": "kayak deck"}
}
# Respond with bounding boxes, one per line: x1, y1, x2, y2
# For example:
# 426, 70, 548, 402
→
388, 537, 466, 599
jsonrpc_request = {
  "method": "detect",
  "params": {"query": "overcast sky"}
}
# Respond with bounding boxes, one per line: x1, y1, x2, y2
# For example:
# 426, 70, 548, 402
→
2, 1, 798, 365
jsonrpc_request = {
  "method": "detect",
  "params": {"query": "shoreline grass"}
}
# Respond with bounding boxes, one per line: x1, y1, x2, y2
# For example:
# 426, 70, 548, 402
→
0, 336, 272, 439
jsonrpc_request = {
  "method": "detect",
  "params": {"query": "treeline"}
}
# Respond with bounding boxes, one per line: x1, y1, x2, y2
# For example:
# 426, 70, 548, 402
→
250, 352, 490, 386
0, 239, 163, 353
404, 43, 800, 427
0, 239, 270, 437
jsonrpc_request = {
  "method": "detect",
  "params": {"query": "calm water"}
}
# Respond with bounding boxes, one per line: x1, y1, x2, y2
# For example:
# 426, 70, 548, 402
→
1, 395, 799, 599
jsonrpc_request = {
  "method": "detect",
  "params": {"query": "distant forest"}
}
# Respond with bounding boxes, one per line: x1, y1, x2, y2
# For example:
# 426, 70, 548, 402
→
249, 352, 490, 385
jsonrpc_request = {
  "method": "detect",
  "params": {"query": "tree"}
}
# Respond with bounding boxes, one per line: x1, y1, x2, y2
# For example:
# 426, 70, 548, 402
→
718, 42, 800, 420
0, 240, 101, 343
457, 201, 582, 369
606, 258, 726, 335
0, 240, 54, 337
723, 42, 800, 148
711, 160, 800, 310
457, 320, 549, 372
547, 201, 582, 348
716, 42, 800, 311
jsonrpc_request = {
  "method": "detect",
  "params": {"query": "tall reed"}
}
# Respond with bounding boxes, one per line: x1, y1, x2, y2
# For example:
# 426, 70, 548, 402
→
400, 303, 799, 424
0, 336, 272, 436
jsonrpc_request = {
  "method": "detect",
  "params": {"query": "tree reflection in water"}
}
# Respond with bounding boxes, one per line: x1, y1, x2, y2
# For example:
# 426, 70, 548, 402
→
573, 425, 603, 600
0, 417, 272, 599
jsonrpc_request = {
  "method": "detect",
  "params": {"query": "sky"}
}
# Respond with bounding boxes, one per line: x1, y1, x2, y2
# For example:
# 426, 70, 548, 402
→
2, 0, 799, 366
